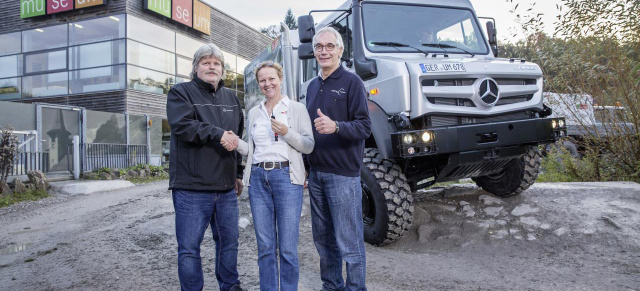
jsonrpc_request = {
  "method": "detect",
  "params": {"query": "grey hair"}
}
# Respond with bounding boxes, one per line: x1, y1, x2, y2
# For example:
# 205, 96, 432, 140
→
191, 43, 226, 80
312, 27, 344, 51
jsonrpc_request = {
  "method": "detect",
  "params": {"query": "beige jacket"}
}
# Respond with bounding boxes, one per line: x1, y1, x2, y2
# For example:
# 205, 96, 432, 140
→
237, 97, 314, 186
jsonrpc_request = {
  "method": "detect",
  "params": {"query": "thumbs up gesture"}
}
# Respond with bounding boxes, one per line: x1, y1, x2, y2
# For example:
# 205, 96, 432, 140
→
314, 108, 338, 134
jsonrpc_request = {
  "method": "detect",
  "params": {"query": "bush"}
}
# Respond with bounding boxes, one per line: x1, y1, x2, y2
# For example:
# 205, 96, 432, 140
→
505, 0, 640, 183
0, 127, 19, 193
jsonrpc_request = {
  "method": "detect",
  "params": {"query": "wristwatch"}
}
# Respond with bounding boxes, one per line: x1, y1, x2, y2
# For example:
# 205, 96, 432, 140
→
334, 121, 340, 134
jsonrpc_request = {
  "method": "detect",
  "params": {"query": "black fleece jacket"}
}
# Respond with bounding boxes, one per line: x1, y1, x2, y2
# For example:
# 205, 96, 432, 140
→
166, 75, 244, 191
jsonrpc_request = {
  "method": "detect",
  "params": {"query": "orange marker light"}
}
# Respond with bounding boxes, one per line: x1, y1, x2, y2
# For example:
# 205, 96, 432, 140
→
370, 88, 380, 95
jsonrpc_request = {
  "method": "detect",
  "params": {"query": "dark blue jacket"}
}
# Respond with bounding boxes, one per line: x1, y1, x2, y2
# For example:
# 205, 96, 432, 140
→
305, 66, 371, 177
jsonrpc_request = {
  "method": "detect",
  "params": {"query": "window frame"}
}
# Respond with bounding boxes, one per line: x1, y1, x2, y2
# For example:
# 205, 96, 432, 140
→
23, 47, 69, 76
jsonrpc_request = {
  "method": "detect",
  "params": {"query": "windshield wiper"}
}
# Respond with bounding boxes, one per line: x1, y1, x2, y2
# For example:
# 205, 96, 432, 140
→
371, 41, 430, 56
422, 43, 475, 57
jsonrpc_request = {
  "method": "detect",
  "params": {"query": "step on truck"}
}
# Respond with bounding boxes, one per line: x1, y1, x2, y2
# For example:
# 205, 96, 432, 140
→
244, 0, 565, 246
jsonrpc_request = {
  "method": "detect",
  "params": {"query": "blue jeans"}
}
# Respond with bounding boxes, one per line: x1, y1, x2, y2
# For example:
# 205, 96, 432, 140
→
249, 166, 303, 291
172, 188, 240, 291
308, 171, 367, 291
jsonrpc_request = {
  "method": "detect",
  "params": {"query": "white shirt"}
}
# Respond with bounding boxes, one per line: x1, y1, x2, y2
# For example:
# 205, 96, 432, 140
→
251, 96, 290, 163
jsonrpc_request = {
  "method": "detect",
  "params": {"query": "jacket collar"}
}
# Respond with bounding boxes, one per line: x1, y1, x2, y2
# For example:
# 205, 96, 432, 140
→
319, 65, 345, 80
193, 74, 225, 94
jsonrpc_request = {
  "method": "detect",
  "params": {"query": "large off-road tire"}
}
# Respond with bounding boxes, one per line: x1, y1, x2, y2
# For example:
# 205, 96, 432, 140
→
361, 148, 414, 246
472, 146, 542, 198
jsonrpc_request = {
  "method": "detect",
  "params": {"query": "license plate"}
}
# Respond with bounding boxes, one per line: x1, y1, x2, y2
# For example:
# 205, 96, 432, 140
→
420, 63, 466, 73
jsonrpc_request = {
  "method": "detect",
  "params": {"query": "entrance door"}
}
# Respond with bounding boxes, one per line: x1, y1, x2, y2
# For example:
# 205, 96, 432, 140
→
39, 106, 81, 173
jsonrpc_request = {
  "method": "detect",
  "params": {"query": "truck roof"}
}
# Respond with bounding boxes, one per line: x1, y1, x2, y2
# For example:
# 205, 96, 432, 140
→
317, 0, 475, 28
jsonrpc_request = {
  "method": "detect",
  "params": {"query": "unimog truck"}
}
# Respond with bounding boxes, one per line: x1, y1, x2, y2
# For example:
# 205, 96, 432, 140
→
244, 0, 566, 246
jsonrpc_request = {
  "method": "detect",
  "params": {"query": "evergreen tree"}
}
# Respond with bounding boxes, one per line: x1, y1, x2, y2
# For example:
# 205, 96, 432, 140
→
284, 8, 298, 30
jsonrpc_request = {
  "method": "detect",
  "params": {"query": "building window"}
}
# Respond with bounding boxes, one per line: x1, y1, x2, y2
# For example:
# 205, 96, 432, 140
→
0, 78, 21, 100
0, 55, 23, 78
69, 14, 125, 46
85, 110, 127, 144
127, 65, 175, 95
24, 49, 67, 75
69, 40, 125, 70
22, 24, 68, 53
127, 40, 176, 75
222, 50, 237, 73
69, 65, 125, 94
127, 15, 175, 53
176, 56, 192, 78
22, 72, 68, 98
0, 32, 21, 56
176, 33, 205, 58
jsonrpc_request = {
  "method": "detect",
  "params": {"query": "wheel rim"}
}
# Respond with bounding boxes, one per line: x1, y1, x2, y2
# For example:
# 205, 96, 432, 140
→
361, 180, 375, 227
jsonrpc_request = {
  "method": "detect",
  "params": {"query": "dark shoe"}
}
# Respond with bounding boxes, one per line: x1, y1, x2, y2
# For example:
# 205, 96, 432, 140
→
229, 284, 245, 291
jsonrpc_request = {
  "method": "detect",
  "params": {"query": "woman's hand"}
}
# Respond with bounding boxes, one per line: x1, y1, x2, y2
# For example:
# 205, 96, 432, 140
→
271, 118, 288, 136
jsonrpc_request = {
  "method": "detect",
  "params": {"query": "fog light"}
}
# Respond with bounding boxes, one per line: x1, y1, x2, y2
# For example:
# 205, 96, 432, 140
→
552, 120, 558, 129
558, 119, 565, 127
402, 134, 415, 145
407, 147, 416, 155
421, 131, 433, 143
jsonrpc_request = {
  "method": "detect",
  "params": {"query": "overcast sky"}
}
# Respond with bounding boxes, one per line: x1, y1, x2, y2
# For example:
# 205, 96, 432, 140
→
203, 0, 563, 42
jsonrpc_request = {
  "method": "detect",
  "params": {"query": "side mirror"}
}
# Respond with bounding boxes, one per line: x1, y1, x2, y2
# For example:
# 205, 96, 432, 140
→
298, 15, 315, 44
485, 21, 499, 57
298, 43, 315, 60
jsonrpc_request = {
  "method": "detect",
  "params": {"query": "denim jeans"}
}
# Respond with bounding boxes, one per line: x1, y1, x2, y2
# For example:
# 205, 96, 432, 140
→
172, 188, 240, 291
308, 171, 367, 291
249, 166, 303, 291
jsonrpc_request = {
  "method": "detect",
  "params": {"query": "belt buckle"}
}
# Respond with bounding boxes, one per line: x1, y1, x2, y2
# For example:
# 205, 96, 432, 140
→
263, 161, 275, 170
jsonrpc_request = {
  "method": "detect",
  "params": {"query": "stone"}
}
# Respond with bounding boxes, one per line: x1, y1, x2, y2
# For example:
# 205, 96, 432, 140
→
110, 173, 118, 180
24, 183, 36, 191
519, 217, 542, 228
462, 205, 476, 217
484, 206, 504, 217
459, 201, 470, 206
553, 227, 569, 236
511, 204, 539, 217
1, 181, 13, 196
100, 172, 112, 180
238, 217, 251, 229
526, 234, 537, 241
138, 169, 147, 178
437, 205, 457, 212
13, 179, 27, 194
127, 170, 139, 178
479, 195, 503, 206
27, 170, 49, 191
489, 229, 509, 239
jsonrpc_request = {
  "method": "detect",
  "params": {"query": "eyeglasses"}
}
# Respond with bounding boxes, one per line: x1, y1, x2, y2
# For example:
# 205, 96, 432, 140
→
314, 43, 337, 52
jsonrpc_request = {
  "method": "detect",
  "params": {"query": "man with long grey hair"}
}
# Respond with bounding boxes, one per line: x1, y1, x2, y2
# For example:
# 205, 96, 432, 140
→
166, 43, 245, 291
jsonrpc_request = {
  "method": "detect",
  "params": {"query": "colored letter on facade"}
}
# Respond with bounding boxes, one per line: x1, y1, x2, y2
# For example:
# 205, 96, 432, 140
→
193, 0, 211, 35
20, 0, 46, 18
145, 0, 171, 18
172, 0, 192, 27
48, 0, 74, 14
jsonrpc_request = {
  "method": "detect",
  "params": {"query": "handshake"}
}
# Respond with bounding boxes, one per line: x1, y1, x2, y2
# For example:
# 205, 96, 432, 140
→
220, 131, 240, 151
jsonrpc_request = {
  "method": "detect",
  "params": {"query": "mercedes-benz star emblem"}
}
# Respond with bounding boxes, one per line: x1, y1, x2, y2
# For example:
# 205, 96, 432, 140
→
478, 78, 500, 106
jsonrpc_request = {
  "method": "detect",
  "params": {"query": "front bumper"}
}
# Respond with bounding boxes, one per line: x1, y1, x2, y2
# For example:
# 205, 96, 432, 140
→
392, 117, 566, 158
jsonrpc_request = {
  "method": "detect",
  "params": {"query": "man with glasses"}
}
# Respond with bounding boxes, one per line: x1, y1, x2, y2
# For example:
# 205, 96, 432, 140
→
305, 26, 372, 291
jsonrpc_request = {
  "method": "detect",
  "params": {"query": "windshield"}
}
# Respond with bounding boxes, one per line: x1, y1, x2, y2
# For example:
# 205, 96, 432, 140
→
362, 3, 489, 55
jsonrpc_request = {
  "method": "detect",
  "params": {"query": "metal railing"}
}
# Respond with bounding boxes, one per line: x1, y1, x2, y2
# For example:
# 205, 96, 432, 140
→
68, 143, 148, 173
9, 151, 50, 176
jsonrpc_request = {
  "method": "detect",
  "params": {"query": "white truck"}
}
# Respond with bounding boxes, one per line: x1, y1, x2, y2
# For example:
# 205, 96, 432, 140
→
244, 0, 565, 246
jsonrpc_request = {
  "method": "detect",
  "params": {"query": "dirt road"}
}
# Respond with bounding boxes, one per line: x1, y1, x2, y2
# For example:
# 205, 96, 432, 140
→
1, 181, 639, 290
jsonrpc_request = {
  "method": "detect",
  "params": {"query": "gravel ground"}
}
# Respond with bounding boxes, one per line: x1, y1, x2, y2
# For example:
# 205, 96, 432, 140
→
0, 180, 639, 290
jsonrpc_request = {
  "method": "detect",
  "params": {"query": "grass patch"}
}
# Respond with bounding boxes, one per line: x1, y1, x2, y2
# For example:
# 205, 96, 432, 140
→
126, 176, 169, 184
0, 189, 49, 208
24, 258, 34, 263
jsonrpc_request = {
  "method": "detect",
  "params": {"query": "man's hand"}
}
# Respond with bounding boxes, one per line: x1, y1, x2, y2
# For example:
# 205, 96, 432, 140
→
235, 178, 243, 196
314, 109, 337, 134
221, 131, 239, 151
271, 118, 289, 136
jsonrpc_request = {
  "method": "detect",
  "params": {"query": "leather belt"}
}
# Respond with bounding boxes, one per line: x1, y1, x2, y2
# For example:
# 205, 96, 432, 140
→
253, 161, 289, 170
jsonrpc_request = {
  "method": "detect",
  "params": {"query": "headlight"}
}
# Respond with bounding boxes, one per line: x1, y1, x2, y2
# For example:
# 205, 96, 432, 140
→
551, 120, 558, 129
421, 131, 433, 143
402, 134, 415, 144
558, 120, 565, 127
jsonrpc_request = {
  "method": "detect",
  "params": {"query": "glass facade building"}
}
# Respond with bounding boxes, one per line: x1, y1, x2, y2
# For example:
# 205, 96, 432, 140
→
0, 14, 253, 103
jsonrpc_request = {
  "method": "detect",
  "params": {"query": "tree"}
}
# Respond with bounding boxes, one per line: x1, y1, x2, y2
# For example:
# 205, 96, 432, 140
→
284, 8, 298, 30
0, 127, 18, 193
